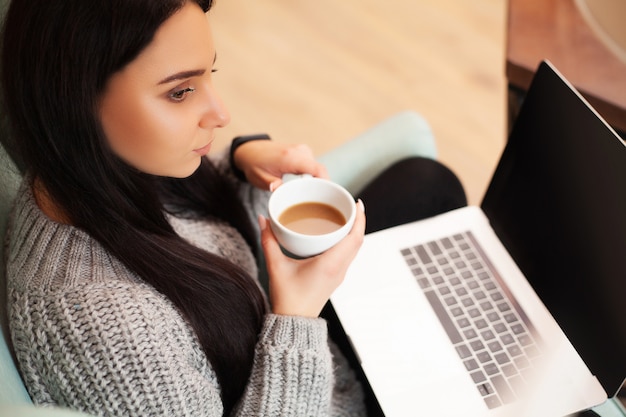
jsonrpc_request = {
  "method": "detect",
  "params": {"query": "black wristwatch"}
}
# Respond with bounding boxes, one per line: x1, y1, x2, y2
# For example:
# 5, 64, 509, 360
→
229, 133, 271, 181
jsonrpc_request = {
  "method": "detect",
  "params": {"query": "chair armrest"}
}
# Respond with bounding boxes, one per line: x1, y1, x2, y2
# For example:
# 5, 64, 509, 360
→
317, 110, 437, 195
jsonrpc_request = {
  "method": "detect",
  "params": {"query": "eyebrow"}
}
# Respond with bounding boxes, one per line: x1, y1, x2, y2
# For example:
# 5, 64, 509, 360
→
158, 69, 205, 85
157, 54, 217, 85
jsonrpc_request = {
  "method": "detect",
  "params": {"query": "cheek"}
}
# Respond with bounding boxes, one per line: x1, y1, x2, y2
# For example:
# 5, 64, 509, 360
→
102, 99, 194, 173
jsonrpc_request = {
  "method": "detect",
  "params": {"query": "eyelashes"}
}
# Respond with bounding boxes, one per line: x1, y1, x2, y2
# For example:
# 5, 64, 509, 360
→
169, 87, 196, 102
167, 69, 218, 102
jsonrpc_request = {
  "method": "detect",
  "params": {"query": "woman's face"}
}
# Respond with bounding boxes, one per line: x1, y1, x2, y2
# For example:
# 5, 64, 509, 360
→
100, 2, 230, 178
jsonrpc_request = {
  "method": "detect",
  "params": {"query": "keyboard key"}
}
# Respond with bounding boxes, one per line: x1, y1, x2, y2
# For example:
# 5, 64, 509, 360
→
525, 345, 541, 358
470, 340, 485, 351
474, 319, 488, 329
471, 370, 487, 383
508, 375, 526, 396
501, 363, 517, 377
473, 290, 486, 300
518, 334, 533, 346
497, 302, 511, 312
484, 362, 499, 376
481, 330, 496, 341
456, 344, 472, 359
500, 333, 515, 345
507, 345, 523, 357
480, 301, 494, 311
494, 352, 511, 365
478, 271, 490, 281
504, 313, 518, 323
450, 307, 463, 317
490, 375, 516, 404
444, 296, 458, 306
493, 323, 507, 333
483, 395, 501, 409
432, 275, 444, 285
462, 298, 475, 307
427, 241, 442, 256
488, 341, 503, 352
417, 278, 430, 289
439, 286, 451, 296
511, 324, 525, 334
464, 358, 479, 371
423, 290, 463, 344
415, 245, 431, 265
484, 281, 497, 290
514, 355, 530, 369
477, 382, 495, 396
467, 280, 480, 290
477, 351, 492, 363
491, 291, 504, 301
457, 318, 471, 328
486, 312, 499, 322
463, 329, 478, 340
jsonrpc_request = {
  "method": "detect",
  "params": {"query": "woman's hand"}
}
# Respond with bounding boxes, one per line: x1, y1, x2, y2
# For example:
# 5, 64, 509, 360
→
233, 140, 329, 190
259, 200, 366, 318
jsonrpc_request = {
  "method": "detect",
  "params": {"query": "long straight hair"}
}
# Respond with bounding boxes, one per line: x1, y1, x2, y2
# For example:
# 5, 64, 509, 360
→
1, 0, 266, 413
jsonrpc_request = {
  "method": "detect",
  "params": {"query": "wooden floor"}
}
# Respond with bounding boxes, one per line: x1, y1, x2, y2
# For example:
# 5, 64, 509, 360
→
210, 0, 507, 205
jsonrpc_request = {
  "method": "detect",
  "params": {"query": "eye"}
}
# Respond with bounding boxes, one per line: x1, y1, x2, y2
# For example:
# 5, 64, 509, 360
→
168, 86, 195, 102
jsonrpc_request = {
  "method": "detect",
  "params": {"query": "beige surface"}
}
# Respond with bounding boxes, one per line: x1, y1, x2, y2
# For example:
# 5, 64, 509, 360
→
209, 0, 507, 205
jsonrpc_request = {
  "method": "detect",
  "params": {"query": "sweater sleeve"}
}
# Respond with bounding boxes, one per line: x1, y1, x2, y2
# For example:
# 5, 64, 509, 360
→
234, 314, 334, 416
10, 280, 349, 417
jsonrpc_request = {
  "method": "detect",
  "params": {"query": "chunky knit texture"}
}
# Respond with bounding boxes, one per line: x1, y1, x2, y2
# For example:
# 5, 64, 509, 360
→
5, 153, 365, 416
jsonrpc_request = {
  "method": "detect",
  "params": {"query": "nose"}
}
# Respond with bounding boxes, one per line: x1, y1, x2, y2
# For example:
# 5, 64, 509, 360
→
199, 84, 230, 129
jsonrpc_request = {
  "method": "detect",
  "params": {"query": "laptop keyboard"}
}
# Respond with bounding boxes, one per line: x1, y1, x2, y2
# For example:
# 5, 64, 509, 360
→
401, 231, 542, 409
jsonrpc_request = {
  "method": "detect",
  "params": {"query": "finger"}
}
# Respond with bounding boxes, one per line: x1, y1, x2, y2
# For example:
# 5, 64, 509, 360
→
316, 164, 330, 180
247, 168, 282, 191
258, 215, 284, 260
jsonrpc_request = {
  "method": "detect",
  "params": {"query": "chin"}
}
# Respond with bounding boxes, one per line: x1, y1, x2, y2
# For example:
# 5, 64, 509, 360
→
164, 158, 203, 179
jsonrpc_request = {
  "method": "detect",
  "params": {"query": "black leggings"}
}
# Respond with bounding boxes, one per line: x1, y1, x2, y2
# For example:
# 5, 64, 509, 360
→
323, 156, 467, 416
357, 156, 467, 234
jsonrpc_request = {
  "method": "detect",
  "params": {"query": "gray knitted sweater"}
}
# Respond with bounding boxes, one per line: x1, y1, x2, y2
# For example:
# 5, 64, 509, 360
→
5, 154, 365, 416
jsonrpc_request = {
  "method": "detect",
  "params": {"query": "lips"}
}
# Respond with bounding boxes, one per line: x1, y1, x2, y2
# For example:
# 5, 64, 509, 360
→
193, 141, 213, 156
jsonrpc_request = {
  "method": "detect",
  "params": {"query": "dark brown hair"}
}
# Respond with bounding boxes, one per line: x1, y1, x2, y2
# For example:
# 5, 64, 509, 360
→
1, 0, 266, 413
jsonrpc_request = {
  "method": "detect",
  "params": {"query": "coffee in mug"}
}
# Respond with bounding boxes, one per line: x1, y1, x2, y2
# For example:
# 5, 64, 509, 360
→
278, 202, 346, 235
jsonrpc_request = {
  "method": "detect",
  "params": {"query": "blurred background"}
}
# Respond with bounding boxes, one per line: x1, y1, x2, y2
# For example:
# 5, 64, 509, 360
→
210, 0, 507, 205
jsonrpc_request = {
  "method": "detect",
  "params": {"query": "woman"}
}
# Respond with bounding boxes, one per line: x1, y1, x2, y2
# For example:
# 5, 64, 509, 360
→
1, 0, 465, 416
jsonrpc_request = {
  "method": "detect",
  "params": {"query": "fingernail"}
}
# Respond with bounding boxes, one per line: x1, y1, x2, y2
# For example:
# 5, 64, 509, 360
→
357, 199, 365, 213
258, 215, 267, 230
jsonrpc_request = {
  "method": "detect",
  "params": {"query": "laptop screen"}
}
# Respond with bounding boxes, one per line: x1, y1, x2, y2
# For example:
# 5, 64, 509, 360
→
481, 61, 626, 397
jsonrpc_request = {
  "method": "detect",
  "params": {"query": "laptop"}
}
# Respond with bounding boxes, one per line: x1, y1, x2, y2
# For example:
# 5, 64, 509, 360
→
330, 60, 626, 416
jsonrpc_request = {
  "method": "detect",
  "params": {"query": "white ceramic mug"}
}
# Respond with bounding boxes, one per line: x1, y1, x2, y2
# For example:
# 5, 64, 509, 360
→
268, 176, 356, 257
